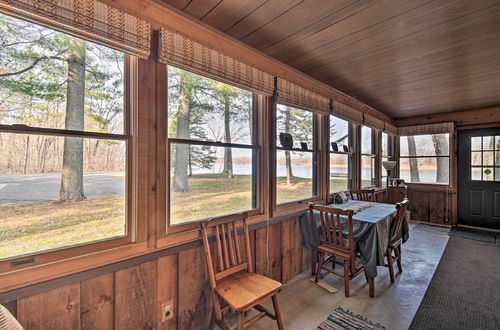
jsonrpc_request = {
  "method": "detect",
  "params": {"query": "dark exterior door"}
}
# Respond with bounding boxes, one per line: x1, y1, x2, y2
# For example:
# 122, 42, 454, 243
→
458, 127, 500, 229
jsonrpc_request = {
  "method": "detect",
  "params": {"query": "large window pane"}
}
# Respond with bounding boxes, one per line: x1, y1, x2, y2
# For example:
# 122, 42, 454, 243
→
330, 116, 349, 150
167, 66, 253, 145
277, 150, 314, 203
169, 145, 255, 225
400, 134, 450, 157
361, 126, 373, 154
0, 13, 125, 134
400, 157, 449, 184
276, 105, 313, 148
330, 153, 348, 192
361, 155, 375, 187
0, 133, 126, 259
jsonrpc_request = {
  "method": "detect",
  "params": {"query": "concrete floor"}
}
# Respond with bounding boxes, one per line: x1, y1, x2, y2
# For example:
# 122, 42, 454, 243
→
240, 224, 450, 330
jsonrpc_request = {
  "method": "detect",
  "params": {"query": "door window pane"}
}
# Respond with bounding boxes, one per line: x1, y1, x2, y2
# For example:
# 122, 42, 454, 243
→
471, 167, 482, 181
483, 136, 493, 150
483, 151, 494, 166
471, 152, 482, 166
483, 167, 494, 181
471, 137, 482, 151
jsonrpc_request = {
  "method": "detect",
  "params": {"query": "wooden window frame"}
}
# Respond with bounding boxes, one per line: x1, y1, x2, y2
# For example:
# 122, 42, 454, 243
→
398, 133, 452, 186
0, 55, 144, 288
157, 65, 265, 247
272, 103, 323, 217
328, 115, 353, 196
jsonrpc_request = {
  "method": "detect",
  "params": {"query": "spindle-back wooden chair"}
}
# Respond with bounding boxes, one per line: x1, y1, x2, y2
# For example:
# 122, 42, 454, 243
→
309, 204, 367, 297
200, 212, 284, 330
386, 198, 409, 283
350, 189, 376, 201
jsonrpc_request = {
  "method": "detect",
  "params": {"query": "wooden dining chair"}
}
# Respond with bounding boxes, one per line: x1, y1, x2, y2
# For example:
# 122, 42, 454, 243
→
386, 198, 409, 283
0, 304, 23, 330
200, 212, 284, 330
350, 189, 376, 201
309, 203, 366, 297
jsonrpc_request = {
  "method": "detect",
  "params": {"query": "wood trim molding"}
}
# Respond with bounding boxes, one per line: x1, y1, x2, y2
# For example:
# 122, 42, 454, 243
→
98, 0, 394, 125
395, 106, 500, 127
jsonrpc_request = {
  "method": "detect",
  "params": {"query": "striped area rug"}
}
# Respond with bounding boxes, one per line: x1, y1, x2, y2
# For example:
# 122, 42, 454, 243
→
318, 307, 387, 330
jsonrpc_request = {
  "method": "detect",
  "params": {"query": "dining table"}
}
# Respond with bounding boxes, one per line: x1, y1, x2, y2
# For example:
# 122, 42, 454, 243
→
300, 199, 409, 294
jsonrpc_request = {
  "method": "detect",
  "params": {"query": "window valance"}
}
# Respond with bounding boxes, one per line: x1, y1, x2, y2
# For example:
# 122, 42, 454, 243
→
398, 122, 455, 136
384, 122, 398, 136
159, 28, 274, 95
0, 0, 151, 59
277, 78, 330, 113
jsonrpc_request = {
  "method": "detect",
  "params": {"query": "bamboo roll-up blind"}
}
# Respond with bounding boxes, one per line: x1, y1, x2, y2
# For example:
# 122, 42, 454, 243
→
276, 78, 330, 113
0, 0, 151, 59
398, 122, 455, 136
159, 28, 274, 95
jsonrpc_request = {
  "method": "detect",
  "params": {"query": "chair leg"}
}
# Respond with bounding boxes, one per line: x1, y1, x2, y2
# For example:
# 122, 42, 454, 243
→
387, 248, 395, 283
315, 252, 324, 283
396, 245, 403, 273
368, 277, 375, 298
343, 260, 350, 297
237, 312, 245, 330
311, 249, 317, 276
272, 294, 285, 330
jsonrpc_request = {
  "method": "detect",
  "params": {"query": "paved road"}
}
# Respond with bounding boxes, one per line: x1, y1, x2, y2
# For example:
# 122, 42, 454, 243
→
0, 172, 125, 205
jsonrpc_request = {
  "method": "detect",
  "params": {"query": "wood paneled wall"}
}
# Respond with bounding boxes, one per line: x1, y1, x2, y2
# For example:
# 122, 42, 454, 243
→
1, 218, 310, 330
407, 188, 456, 226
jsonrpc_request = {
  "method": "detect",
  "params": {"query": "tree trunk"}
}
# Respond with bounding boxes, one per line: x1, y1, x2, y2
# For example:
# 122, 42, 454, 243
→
407, 136, 420, 182
223, 96, 234, 179
284, 107, 293, 185
23, 135, 30, 174
172, 76, 191, 192
432, 134, 449, 183
59, 37, 86, 202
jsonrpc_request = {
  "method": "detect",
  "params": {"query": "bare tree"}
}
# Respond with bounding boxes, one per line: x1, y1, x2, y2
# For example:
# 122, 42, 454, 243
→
407, 136, 420, 182
58, 37, 86, 202
432, 134, 449, 183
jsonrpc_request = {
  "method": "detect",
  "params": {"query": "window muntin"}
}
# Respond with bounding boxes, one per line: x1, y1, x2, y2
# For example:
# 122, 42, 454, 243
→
276, 104, 316, 204
470, 135, 500, 181
167, 66, 257, 225
400, 134, 450, 184
0, 14, 130, 261
329, 116, 350, 193
361, 126, 375, 187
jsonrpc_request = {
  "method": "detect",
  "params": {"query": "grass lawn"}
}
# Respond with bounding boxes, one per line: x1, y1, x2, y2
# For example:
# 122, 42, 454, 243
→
0, 174, 352, 259
0, 197, 125, 259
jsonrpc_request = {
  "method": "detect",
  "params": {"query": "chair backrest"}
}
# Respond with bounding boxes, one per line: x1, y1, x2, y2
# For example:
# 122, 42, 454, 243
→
200, 212, 252, 289
0, 304, 23, 330
389, 198, 409, 244
350, 189, 376, 201
309, 203, 355, 254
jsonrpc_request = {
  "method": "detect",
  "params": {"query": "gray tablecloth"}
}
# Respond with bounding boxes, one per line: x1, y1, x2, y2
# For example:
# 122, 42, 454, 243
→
300, 200, 409, 278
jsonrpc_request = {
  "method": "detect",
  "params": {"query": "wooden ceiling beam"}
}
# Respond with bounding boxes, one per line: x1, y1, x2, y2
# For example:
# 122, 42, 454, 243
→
98, 0, 394, 124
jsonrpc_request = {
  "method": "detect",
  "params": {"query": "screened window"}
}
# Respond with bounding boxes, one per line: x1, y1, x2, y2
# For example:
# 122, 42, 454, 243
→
470, 136, 500, 181
400, 134, 450, 184
329, 115, 351, 193
0, 13, 129, 260
276, 104, 316, 204
361, 126, 375, 187
381, 132, 393, 186
167, 66, 257, 225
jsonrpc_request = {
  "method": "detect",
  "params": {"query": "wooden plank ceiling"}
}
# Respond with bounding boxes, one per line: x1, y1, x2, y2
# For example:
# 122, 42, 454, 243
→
160, 0, 500, 119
